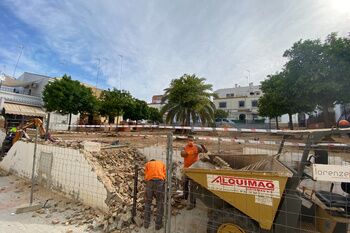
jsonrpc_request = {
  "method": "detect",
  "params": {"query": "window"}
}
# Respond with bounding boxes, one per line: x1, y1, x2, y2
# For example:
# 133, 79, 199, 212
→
219, 102, 227, 108
256, 91, 260, 95
239, 100, 245, 108
226, 93, 234, 98
250, 92, 254, 96
251, 100, 258, 107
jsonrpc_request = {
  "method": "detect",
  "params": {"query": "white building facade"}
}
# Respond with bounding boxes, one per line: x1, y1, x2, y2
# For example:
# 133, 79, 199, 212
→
213, 83, 263, 122
148, 95, 165, 111
0, 72, 79, 130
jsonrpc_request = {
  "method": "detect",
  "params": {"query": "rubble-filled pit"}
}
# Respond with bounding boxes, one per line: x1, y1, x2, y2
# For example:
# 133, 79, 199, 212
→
19, 129, 349, 232
40, 140, 186, 232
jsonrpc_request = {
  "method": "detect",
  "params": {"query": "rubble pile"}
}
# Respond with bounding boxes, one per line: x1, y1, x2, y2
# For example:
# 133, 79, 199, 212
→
34, 141, 184, 232
88, 147, 183, 232
42, 139, 85, 150
0, 168, 8, 177
94, 147, 146, 209
212, 156, 232, 169
87, 147, 146, 232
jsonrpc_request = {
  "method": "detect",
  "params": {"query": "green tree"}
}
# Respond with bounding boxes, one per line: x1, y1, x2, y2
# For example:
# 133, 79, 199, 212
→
259, 71, 313, 129
283, 33, 350, 127
98, 88, 133, 123
43, 74, 97, 130
148, 107, 163, 123
161, 74, 215, 126
258, 74, 287, 129
214, 109, 228, 119
323, 33, 350, 105
258, 94, 284, 130
123, 99, 150, 121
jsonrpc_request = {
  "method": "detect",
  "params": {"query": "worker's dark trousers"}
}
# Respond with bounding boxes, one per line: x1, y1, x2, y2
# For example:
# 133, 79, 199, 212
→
182, 175, 196, 206
144, 179, 165, 228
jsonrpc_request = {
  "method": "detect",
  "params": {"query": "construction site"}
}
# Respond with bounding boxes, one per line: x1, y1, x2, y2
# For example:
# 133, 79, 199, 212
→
0, 122, 349, 233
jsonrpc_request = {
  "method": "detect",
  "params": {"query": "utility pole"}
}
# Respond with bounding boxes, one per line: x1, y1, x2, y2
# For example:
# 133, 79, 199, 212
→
245, 69, 250, 86
95, 58, 101, 94
118, 55, 123, 90
1, 65, 6, 75
13, 45, 24, 78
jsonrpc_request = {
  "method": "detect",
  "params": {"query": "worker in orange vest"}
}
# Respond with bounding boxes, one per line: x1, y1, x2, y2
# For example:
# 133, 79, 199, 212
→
338, 119, 350, 128
180, 135, 208, 210
144, 159, 166, 230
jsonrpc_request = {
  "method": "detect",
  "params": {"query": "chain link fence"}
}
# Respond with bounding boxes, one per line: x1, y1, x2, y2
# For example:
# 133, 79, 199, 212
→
1, 124, 349, 232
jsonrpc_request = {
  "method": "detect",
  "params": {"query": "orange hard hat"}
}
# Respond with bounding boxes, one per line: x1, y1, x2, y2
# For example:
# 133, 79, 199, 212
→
338, 119, 350, 127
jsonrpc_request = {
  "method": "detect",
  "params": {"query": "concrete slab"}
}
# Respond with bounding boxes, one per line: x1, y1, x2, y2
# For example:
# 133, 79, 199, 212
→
15, 204, 42, 214
0, 174, 90, 233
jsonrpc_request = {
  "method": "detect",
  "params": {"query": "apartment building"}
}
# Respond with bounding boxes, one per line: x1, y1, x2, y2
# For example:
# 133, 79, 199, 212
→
213, 83, 262, 121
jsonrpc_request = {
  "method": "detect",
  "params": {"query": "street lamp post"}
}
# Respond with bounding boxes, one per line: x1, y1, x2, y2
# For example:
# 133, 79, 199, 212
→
13, 45, 24, 78
245, 69, 250, 85
119, 55, 123, 90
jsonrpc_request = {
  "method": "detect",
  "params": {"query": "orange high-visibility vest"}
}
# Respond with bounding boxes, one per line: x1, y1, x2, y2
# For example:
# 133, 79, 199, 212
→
339, 120, 350, 127
183, 145, 199, 168
144, 160, 166, 181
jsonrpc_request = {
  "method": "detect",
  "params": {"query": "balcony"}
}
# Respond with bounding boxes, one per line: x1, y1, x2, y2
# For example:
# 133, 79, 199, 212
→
0, 86, 32, 95
0, 87, 42, 107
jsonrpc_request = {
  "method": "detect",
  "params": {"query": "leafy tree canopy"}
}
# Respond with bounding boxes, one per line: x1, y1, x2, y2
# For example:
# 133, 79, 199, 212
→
123, 99, 149, 121
43, 74, 96, 115
214, 109, 229, 119
161, 74, 215, 126
259, 70, 314, 129
282, 33, 350, 126
148, 107, 163, 123
98, 88, 133, 119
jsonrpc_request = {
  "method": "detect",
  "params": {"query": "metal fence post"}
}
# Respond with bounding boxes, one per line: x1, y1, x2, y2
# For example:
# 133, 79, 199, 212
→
165, 132, 173, 233
30, 126, 39, 205
132, 164, 139, 219
218, 136, 221, 153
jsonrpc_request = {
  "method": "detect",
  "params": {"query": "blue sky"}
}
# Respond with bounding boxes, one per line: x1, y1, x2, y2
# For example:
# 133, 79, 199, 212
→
0, 0, 349, 102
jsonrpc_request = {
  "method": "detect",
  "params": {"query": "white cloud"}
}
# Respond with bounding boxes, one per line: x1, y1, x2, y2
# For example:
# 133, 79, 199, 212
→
1, 0, 350, 101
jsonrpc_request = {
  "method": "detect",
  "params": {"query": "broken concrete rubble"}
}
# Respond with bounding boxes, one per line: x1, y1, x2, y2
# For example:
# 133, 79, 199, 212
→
84, 146, 184, 232
36, 140, 185, 232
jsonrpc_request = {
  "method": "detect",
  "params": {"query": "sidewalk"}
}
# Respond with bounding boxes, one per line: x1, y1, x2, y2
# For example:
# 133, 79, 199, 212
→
0, 172, 89, 233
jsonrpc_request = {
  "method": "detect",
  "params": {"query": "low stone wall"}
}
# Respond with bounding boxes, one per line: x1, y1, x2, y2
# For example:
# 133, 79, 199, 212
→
0, 129, 6, 146
0, 141, 109, 212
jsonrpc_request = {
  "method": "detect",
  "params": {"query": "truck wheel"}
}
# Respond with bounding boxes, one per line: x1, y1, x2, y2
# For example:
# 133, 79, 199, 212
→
207, 208, 259, 233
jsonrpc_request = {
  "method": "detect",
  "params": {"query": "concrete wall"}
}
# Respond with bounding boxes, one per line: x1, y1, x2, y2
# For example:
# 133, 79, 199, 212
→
0, 141, 108, 212
0, 129, 6, 146
49, 112, 80, 131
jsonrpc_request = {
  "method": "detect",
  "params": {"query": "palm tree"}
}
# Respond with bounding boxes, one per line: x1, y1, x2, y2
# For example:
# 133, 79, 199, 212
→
160, 74, 216, 126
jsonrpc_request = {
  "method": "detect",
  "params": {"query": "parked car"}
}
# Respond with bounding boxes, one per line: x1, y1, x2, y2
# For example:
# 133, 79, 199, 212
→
215, 118, 235, 127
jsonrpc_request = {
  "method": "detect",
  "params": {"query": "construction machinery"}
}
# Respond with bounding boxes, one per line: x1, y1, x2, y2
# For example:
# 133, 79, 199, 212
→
1, 118, 47, 156
185, 128, 350, 233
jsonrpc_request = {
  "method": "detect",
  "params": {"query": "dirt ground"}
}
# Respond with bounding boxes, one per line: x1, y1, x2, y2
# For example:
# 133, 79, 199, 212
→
0, 172, 96, 233
0, 170, 208, 233
48, 129, 349, 160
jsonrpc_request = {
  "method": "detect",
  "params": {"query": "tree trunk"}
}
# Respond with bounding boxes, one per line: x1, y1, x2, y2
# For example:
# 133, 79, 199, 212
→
344, 105, 347, 119
45, 112, 51, 139
322, 104, 332, 128
275, 116, 279, 130
115, 112, 119, 133
288, 113, 294, 130
68, 113, 72, 131
186, 112, 191, 127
